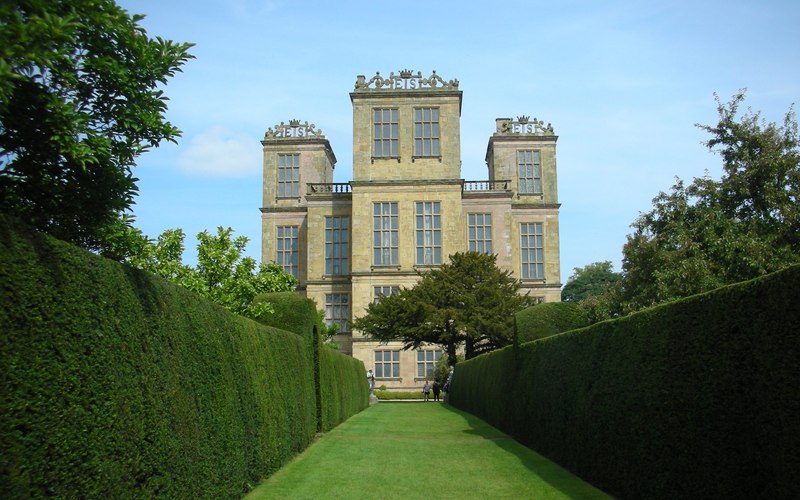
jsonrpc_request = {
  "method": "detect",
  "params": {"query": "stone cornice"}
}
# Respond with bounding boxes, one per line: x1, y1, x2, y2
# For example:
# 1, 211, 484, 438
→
305, 276, 352, 286
511, 203, 562, 210
259, 206, 308, 214
461, 190, 513, 200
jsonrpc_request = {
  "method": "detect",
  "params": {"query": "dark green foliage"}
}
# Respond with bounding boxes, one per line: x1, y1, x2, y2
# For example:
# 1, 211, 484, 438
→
318, 347, 370, 431
0, 215, 366, 498
353, 252, 532, 362
253, 292, 369, 432
561, 261, 623, 322
450, 265, 800, 499
514, 302, 589, 345
0, 1, 194, 250
253, 292, 319, 342
619, 92, 800, 312
561, 261, 621, 303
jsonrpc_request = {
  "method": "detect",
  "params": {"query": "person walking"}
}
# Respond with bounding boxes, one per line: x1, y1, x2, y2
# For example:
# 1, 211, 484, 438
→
423, 381, 431, 401
432, 381, 441, 401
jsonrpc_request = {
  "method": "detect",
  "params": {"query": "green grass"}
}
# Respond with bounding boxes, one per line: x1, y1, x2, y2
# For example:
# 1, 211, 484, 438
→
245, 403, 610, 499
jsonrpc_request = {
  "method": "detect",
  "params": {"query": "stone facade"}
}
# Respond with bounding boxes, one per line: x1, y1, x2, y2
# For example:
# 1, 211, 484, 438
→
261, 70, 562, 390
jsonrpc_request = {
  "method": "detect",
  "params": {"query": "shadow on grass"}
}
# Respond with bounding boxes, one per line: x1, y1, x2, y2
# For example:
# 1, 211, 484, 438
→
439, 404, 610, 499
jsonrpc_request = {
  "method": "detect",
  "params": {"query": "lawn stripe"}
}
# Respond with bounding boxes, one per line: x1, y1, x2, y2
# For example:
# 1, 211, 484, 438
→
245, 403, 610, 499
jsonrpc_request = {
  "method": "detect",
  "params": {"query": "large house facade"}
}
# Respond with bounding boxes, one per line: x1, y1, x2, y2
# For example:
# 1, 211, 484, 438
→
261, 70, 561, 390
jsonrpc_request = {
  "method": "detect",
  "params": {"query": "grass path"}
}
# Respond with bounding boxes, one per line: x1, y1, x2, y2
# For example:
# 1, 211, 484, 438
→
246, 402, 610, 499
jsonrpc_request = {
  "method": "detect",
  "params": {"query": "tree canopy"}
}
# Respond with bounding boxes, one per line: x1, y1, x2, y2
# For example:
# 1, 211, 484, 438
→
618, 90, 800, 312
0, 1, 194, 250
561, 261, 622, 323
561, 261, 622, 303
118, 225, 297, 319
352, 252, 532, 364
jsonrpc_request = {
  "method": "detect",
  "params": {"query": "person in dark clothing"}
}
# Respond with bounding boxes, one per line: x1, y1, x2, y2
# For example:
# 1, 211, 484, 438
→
432, 381, 441, 401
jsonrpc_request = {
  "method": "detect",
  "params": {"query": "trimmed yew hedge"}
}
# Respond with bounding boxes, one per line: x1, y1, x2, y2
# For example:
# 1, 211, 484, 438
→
514, 302, 589, 345
318, 346, 370, 431
0, 216, 366, 498
253, 292, 369, 432
450, 265, 800, 499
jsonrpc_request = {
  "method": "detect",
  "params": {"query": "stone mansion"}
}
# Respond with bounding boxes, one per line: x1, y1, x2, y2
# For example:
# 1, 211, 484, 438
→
261, 70, 561, 390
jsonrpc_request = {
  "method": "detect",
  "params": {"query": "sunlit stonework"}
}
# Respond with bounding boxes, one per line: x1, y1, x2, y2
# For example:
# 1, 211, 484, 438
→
261, 71, 562, 391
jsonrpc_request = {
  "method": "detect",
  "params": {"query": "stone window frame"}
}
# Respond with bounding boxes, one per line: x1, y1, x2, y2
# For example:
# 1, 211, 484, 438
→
416, 349, 442, 379
520, 222, 544, 280
324, 216, 349, 276
277, 153, 300, 198
325, 293, 350, 333
517, 150, 542, 194
372, 108, 399, 160
276, 225, 299, 278
413, 107, 441, 158
467, 212, 493, 254
374, 349, 400, 379
373, 202, 399, 267
415, 201, 441, 266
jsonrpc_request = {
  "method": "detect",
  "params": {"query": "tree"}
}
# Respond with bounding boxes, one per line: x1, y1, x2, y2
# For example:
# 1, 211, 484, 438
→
0, 1, 194, 250
433, 353, 462, 386
619, 90, 800, 312
561, 261, 623, 323
561, 261, 622, 302
123, 226, 297, 319
352, 252, 532, 365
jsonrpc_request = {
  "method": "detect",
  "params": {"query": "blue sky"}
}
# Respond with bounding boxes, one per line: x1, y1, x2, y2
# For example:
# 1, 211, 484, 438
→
118, 0, 799, 285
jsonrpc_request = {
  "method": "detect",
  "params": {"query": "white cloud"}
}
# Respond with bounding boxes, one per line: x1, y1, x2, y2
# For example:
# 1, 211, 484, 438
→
178, 126, 260, 177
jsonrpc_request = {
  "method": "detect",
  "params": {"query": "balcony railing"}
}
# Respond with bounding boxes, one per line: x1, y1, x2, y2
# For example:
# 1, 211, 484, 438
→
463, 180, 510, 191
307, 183, 352, 194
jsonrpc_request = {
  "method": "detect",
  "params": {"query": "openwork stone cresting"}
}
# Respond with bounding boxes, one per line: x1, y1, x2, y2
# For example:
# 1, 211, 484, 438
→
495, 116, 555, 136
354, 69, 459, 91
264, 119, 325, 139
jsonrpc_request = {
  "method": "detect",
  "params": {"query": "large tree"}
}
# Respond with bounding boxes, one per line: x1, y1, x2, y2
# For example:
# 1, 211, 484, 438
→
352, 252, 532, 364
561, 261, 622, 323
114, 225, 297, 319
0, 1, 193, 249
561, 261, 622, 303
618, 91, 800, 312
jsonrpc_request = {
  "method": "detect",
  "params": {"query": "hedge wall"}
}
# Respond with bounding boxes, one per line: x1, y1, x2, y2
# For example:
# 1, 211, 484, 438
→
318, 346, 369, 431
450, 265, 800, 499
252, 292, 318, 344
514, 302, 589, 345
253, 292, 369, 433
0, 216, 365, 498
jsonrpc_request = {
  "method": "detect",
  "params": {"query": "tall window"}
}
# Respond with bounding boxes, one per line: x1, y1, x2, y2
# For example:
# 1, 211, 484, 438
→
373, 286, 400, 304
468, 213, 492, 254
325, 293, 350, 333
374, 350, 400, 378
325, 216, 349, 275
373, 202, 398, 266
276, 225, 298, 278
417, 350, 442, 379
373, 108, 398, 158
277, 153, 300, 197
415, 201, 441, 265
517, 150, 541, 194
414, 107, 440, 157
520, 222, 544, 279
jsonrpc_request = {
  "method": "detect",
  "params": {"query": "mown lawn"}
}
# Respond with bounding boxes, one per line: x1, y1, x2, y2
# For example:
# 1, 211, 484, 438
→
246, 402, 610, 499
